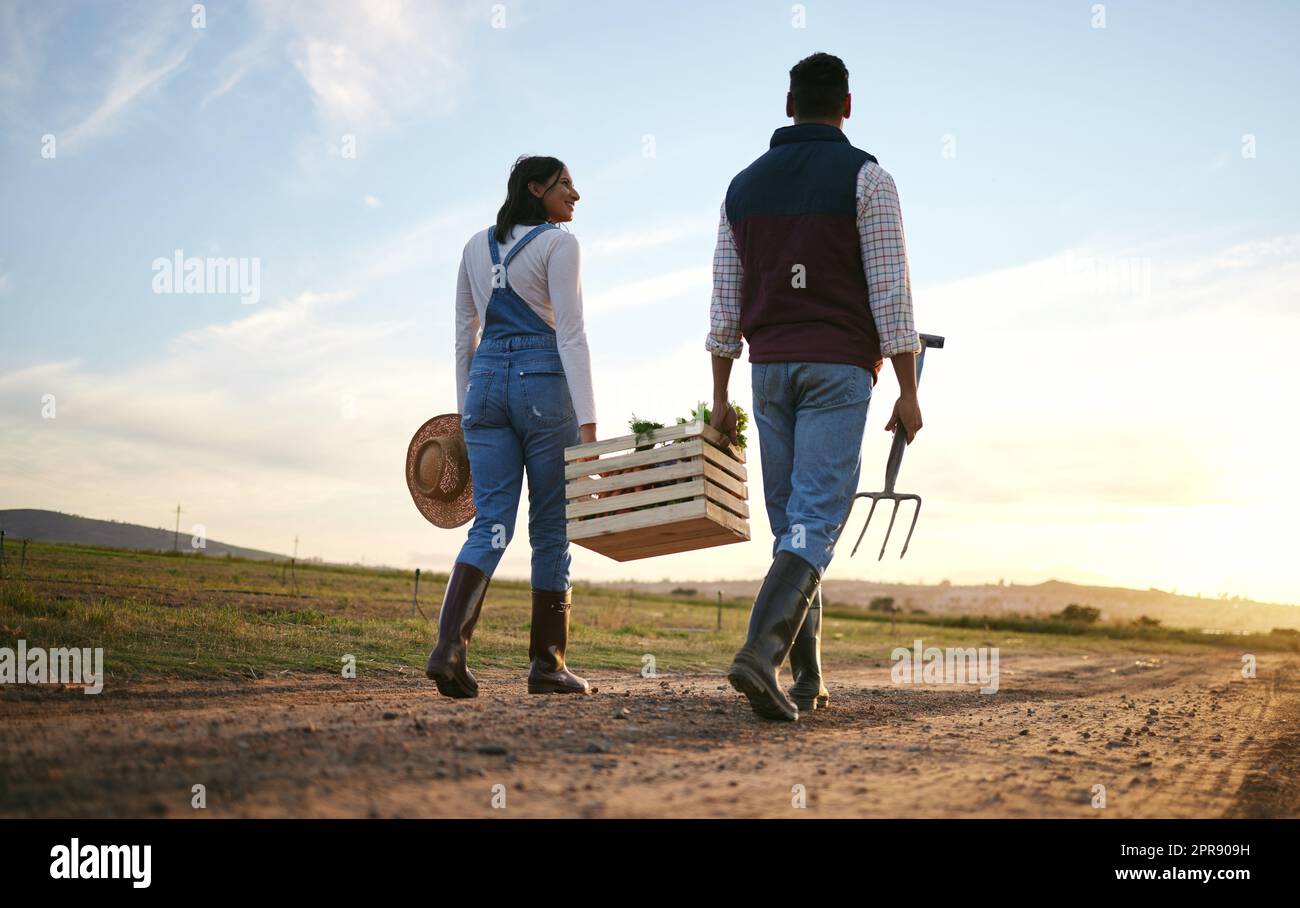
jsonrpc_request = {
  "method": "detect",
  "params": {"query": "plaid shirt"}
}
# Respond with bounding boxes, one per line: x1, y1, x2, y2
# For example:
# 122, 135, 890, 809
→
707, 159, 920, 360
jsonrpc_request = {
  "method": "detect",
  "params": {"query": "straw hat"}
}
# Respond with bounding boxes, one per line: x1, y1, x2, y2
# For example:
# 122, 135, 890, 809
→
405, 414, 475, 528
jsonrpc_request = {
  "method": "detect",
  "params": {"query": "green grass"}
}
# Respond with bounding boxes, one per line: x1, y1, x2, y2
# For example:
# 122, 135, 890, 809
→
1, 540, 1293, 683
0, 581, 427, 679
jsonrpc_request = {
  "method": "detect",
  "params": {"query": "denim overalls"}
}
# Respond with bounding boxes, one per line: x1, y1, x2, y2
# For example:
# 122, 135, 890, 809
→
456, 223, 580, 593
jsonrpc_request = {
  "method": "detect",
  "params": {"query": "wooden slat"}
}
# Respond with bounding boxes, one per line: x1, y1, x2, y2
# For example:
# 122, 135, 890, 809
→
565, 419, 746, 463
702, 460, 746, 500
573, 518, 747, 561
564, 437, 703, 481
566, 457, 701, 500
585, 515, 720, 555
607, 520, 742, 555
567, 454, 747, 503
567, 498, 707, 540
702, 440, 747, 482
564, 421, 703, 462
566, 477, 704, 520
607, 531, 746, 561
699, 422, 746, 464
705, 500, 751, 539
703, 479, 749, 519
573, 517, 724, 557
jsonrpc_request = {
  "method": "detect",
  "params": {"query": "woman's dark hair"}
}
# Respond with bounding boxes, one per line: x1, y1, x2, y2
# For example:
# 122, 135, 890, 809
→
494, 155, 565, 242
789, 52, 849, 119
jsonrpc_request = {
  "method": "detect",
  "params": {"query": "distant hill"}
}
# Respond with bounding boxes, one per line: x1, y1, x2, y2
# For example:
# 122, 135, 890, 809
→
0, 510, 287, 561
613, 576, 1300, 635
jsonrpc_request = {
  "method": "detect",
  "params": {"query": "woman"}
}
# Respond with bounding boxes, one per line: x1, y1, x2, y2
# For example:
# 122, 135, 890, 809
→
425, 155, 597, 698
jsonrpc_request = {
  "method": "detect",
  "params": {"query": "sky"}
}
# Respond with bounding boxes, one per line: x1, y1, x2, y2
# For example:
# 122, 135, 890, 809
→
1, 0, 1298, 604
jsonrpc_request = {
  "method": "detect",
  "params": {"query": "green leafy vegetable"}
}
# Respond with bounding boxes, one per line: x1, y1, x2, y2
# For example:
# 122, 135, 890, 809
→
625, 401, 747, 449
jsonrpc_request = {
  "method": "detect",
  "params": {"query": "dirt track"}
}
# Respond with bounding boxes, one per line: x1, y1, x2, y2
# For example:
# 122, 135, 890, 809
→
3, 648, 1298, 818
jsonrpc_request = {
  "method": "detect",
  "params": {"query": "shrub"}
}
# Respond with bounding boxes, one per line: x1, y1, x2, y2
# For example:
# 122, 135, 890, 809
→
1053, 603, 1101, 624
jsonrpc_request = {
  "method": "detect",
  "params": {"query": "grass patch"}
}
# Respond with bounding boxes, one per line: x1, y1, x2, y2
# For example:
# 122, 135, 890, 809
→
2, 539, 1292, 684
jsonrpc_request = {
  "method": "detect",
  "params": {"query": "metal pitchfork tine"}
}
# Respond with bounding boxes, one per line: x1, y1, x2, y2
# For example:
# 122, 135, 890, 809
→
845, 332, 944, 560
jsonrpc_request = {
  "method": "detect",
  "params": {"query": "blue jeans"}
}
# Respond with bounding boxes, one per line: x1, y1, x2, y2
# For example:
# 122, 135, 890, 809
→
751, 361, 872, 577
456, 339, 579, 591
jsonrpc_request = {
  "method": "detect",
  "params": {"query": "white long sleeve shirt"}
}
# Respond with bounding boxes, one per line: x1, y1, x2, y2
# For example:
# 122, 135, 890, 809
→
454, 224, 597, 426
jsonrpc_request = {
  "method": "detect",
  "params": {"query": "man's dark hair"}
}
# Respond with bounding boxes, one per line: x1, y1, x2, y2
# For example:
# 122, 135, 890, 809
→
789, 52, 849, 119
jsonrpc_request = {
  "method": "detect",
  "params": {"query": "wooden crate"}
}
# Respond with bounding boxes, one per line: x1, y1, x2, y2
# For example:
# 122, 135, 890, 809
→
564, 420, 750, 561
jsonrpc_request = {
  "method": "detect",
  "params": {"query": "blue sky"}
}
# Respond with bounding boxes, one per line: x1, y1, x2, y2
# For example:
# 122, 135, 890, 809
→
2, 1, 1298, 603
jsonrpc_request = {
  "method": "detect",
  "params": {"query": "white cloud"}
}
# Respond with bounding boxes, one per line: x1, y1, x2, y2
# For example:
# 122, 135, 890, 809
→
363, 194, 383, 209
199, 19, 281, 110
585, 219, 716, 256
58, 15, 200, 153
1161, 234, 1300, 285
202, 0, 475, 122
347, 199, 491, 285
3, 2, 475, 161
3, 231, 1297, 602
268, 0, 474, 133
170, 289, 369, 360
0, 4, 197, 151
0, 290, 427, 559
6, 289, 400, 431
0, 5, 36, 100
585, 266, 710, 315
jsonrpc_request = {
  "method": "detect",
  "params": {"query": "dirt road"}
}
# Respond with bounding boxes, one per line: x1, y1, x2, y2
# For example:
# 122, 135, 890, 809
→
3, 648, 1297, 818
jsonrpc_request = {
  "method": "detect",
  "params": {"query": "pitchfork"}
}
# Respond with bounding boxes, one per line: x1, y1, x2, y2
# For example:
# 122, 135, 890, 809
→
842, 332, 944, 560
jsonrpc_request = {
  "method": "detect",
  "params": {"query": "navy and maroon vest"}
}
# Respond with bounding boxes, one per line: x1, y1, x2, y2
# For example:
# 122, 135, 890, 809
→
725, 123, 882, 382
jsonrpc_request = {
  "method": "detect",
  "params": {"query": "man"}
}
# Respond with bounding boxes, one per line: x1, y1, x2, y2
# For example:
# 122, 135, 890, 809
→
707, 52, 923, 721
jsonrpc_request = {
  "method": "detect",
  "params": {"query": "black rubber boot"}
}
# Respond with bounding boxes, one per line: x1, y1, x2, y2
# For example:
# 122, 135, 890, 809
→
787, 587, 829, 710
527, 587, 591, 694
727, 550, 821, 721
425, 562, 490, 698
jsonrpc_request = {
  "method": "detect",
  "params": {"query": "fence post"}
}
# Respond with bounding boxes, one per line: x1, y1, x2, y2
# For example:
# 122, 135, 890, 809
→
0, 530, 6, 580
413, 568, 421, 617
716, 590, 722, 631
